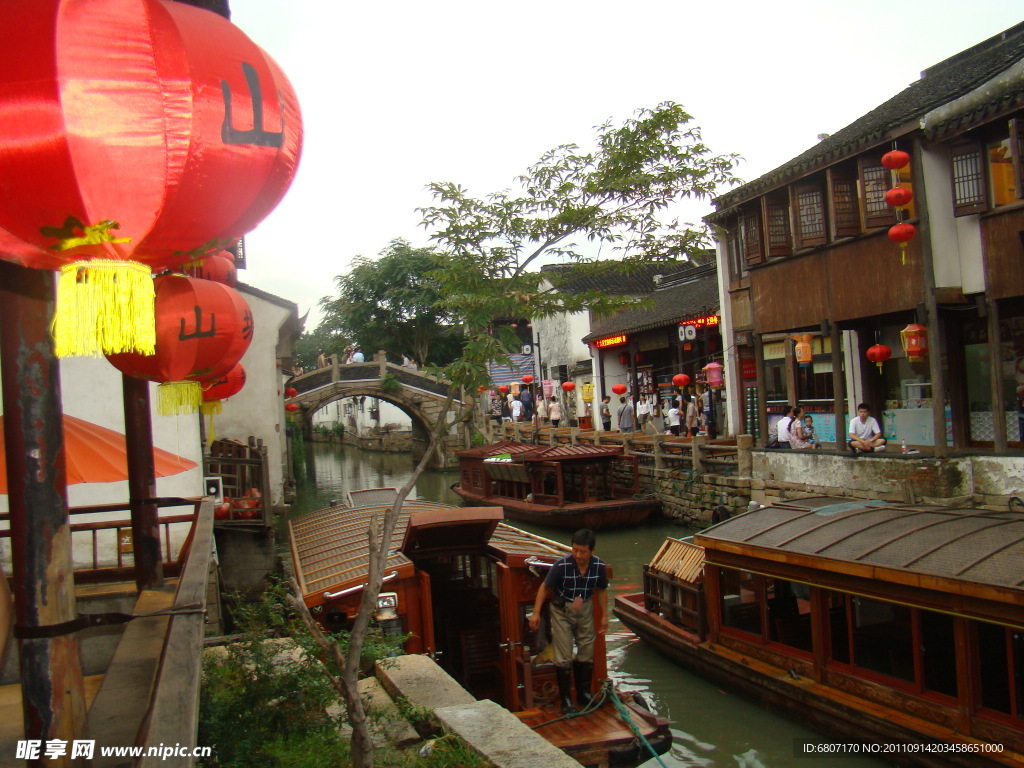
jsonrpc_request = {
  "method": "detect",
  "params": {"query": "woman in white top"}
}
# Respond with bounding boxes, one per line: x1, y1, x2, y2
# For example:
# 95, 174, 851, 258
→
548, 397, 562, 427
636, 395, 654, 434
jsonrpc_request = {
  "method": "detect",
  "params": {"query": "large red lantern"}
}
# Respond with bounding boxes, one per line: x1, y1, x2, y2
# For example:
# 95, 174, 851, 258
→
184, 250, 238, 286
881, 150, 910, 170
522, 375, 534, 384
672, 373, 690, 388
884, 187, 913, 208
200, 363, 246, 417
561, 381, 576, 392
866, 344, 892, 373
106, 275, 254, 414
900, 324, 929, 363
611, 383, 627, 395
0, 0, 302, 357
498, 385, 509, 394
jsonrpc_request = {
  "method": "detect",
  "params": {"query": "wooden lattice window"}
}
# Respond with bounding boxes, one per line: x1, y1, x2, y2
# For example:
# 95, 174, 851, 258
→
793, 181, 827, 247
828, 166, 860, 238
763, 193, 791, 257
951, 142, 987, 215
742, 207, 763, 266
725, 219, 746, 280
859, 158, 896, 228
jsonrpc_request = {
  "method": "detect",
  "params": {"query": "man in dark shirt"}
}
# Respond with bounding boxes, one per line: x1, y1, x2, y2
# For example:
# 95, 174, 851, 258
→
528, 529, 608, 713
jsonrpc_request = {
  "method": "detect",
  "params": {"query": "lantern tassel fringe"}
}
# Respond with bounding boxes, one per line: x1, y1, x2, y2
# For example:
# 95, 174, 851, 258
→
157, 381, 202, 416
200, 400, 223, 416
52, 260, 156, 358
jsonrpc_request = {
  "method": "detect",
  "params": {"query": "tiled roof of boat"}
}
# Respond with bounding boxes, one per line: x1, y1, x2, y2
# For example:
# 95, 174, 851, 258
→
521, 444, 623, 460
696, 496, 1024, 591
711, 22, 1024, 214
455, 440, 537, 458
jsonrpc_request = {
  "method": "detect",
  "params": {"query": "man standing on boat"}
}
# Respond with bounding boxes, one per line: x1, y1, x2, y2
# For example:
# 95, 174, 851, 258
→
529, 529, 608, 714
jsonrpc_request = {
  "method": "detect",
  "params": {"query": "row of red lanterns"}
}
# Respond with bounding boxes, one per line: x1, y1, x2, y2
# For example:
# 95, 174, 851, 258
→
881, 149, 916, 261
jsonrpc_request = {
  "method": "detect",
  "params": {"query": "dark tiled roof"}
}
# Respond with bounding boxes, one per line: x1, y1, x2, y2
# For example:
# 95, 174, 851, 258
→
581, 264, 719, 341
712, 22, 1024, 214
541, 256, 713, 295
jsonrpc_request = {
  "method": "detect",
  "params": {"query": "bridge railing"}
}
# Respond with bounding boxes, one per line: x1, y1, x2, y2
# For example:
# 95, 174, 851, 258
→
288, 358, 452, 400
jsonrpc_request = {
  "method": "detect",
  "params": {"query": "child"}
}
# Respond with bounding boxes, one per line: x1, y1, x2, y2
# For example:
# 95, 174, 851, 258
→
802, 414, 820, 448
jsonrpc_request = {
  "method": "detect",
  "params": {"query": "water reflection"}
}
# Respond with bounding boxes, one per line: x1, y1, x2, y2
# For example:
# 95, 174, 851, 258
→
295, 442, 893, 768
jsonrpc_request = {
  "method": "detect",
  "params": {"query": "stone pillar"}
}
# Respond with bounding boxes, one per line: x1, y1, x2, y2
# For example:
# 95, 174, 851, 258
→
692, 434, 708, 474
737, 434, 753, 477
653, 434, 665, 470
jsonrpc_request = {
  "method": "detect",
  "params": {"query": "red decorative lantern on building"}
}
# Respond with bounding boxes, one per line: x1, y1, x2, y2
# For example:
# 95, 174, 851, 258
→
106, 274, 254, 414
888, 222, 917, 243
866, 344, 892, 373
561, 381, 576, 392
284, 387, 298, 398
284, 403, 299, 413
611, 383, 627, 395
884, 187, 913, 208
522, 375, 534, 384
498, 385, 509, 394
200, 363, 246, 417
618, 351, 629, 366
703, 361, 725, 389
900, 324, 929, 363
672, 373, 690, 388
0, 0, 302, 357
184, 250, 238, 286
793, 334, 814, 365
881, 150, 910, 170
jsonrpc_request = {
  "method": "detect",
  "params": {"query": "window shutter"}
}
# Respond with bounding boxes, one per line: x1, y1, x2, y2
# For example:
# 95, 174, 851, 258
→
828, 166, 861, 238
858, 158, 897, 228
950, 142, 987, 215
1011, 118, 1024, 200
793, 181, 827, 248
762, 194, 792, 257
742, 207, 764, 266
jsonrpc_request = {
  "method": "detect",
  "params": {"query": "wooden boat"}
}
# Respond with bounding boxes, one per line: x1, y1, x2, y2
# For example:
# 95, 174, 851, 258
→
290, 496, 671, 766
451, 440, 658, 530
613, 495, 1024, 767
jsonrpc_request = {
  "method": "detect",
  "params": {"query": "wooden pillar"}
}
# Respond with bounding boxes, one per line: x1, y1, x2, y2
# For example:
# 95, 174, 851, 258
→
0, 261, 86, 759
123, 375, 164, 591
753, 333, 768, 446
830, 321, 848, 451
986, 297, 1008, 451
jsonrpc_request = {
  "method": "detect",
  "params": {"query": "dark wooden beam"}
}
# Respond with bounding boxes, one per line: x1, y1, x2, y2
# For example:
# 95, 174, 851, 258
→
122, 375, 164, 590
0, 260, 85, 758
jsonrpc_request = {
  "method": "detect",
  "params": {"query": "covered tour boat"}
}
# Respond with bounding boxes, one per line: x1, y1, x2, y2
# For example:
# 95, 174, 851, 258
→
289, 496, 671, 766
614, 496, 1024, 767
451, 440, 658, 530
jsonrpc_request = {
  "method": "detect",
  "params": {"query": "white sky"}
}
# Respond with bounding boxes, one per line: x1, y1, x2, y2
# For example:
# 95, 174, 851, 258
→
229, 0, 1024, 326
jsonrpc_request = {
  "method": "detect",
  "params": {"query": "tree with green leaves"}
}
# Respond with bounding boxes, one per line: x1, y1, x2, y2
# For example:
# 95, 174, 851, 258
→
292, 322, 349, 373
318, 239, 463, 367
298, 102, 737, 768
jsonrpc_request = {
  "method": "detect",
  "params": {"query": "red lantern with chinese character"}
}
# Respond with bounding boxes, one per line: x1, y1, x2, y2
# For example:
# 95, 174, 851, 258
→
881, 150, 910, 170
0, 0, 302, 357
703, 361, 725, 389
884, 187, 913, 208
284, 403, 299, 413
900, 323, 929, 363
106, 275, 254, 415
866, 344, 891, 373
522, 375, 534, 384
562, 381, 576, 392
284, 387, 298, 398
184, 250, 238, 286
672, 373, 690, 388
611, 383, 627, 395
793, 334, 814, 365
888, 222, 917, 243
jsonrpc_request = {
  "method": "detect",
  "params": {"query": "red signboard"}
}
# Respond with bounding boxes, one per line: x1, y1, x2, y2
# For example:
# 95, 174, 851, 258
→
741, 358, 757, 380
679, 314, 720, 328
595, 334, 628, 348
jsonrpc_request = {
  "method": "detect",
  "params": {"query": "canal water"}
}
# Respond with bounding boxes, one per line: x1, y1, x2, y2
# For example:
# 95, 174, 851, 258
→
294, 443, 893, 768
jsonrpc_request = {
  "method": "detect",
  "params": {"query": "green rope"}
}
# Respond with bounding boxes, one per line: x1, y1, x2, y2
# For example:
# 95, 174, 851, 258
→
607, 682, 670, 768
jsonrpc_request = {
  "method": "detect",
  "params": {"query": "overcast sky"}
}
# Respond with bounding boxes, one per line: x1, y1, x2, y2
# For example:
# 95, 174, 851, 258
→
229, 0, 1024, 326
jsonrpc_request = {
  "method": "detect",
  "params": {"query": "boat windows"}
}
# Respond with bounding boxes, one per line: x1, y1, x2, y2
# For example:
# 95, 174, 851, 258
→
851, 597, 914, 683
719, 568, 762, 637
920, 610, 957, 699
766, 578, 812, 653
974, 620, 1024, 720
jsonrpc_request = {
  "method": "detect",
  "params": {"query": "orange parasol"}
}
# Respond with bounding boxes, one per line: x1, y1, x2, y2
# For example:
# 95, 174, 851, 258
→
0, 414, 197, 494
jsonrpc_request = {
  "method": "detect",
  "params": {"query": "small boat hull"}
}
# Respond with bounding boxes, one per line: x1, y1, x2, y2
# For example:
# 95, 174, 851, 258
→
452, 485, 657, 530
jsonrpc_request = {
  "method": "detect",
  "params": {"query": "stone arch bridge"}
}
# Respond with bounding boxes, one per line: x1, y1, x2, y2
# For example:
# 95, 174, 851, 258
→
288, 356, 467, 469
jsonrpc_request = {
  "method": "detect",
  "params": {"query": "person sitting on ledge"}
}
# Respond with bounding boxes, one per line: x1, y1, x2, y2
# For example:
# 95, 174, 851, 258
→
848, 402, 887, 453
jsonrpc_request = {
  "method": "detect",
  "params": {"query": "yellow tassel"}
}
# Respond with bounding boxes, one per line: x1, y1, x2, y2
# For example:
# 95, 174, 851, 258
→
52, 260, 156, 358
157, 381, 202, 416
200, 400, 223, 416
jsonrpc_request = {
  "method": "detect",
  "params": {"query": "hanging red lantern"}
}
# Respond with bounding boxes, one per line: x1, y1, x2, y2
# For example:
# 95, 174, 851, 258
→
0, 0, 302, 357
200, 363, 246, 418
888, 222, 917, 243
635, 352, 644, 365
106, 274, 254, 415
498, 385, 509, 394
284, 387, 298, 398
900, 324, 929, 363
184, 250, 238, 286
881, 150, 910, 170
284, 403, 300, 413
703, 361, 725, 389
611, 383, 627, 395
477, 385, 488, 394
793, 334, 814, 365
522, 374, 534, 384
884, 187, 913, 208
672, 373, 690, 388
618, 351, 629, 366
562, 381, 576, 392
866, 344, 892, 373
